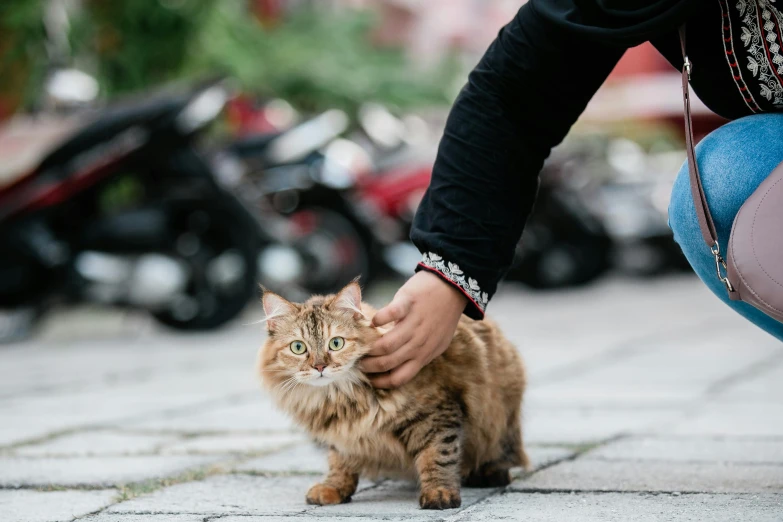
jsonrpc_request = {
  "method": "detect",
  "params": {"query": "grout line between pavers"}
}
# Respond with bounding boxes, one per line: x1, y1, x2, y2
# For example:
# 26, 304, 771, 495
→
438, 487, 504, 522
67, 454, 261, 520
578, 456, 783, 467
0, 391, 294, 453
512, 433, 628, 483
2, 440, 302, 460
438, 434, 629, 519
704, 349, 783, 397
0, 484, 111, 492
614, 433, 783, 442
505, 487, 762, 495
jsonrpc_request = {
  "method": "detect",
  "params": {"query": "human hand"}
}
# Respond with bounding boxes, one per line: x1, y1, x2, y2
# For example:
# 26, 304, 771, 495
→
359, 270, 467, 389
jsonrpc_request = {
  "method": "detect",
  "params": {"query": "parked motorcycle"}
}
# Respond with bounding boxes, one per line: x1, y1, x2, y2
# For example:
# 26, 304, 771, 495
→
217, 109, 380, 298
0, 79, 261, 332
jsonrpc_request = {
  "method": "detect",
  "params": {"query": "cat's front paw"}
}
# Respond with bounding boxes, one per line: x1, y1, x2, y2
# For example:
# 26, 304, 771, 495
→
306, 483, 350, 505
419, 486, 461, 510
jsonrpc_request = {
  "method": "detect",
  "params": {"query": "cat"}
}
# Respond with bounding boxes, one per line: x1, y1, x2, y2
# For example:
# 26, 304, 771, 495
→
257, 281, 528, 510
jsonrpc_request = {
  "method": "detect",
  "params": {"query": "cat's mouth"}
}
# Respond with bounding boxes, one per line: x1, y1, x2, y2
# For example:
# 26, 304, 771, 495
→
307, 375, 333, 387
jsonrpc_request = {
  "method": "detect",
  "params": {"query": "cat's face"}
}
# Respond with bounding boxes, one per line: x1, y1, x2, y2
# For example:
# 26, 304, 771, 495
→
260, 283, 378, 390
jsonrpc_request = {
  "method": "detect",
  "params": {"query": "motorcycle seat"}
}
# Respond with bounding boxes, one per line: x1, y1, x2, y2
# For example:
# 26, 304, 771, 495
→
0, 115, 84, 189
37, 92, 188, 172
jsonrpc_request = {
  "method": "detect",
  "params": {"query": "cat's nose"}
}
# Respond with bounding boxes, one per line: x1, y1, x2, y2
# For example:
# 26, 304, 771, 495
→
314, 364, 326, 373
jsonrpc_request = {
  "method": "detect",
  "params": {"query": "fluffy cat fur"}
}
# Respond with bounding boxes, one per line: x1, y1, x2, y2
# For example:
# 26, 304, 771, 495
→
257, 282, 528, 510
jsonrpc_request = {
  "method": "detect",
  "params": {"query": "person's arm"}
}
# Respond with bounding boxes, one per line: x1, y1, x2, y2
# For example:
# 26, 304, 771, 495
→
361, 2, 626, 388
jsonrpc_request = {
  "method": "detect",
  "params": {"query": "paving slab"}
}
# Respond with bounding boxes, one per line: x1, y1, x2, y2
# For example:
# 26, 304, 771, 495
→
0, 455, 219, 487
235, 443, 328, 474
217, 518, 431, 522
218, 518, 435, 522
524, 405, 684, 444
588, 436, 783, 463
107, 475, 319, 515
669, 403, 783, 437
79, 513, 205, 522
79, 513, 202, 522
450, 492, 783, 522
12, 430, 180, 457
235, 445, 574, 478
160, 432, 305, 455
0, 489, 117, 522
719, 358, 783, 401
121, 395, 293, 433
526, 446, 576, 470
308, 480, 496, 519
513, 460, 783, 493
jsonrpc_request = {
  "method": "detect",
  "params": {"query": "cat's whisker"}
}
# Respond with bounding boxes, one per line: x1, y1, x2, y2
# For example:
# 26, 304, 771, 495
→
274, 376, 298, 393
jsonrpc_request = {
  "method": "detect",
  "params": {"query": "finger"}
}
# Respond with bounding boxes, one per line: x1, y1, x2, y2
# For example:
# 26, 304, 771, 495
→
369, 359, 422, 389
364, 323, 416, 358
360, 341, 416, 373
372, 296, 411, 327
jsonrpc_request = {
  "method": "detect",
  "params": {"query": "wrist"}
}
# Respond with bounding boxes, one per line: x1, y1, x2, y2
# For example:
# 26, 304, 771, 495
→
416, 270, 468, 310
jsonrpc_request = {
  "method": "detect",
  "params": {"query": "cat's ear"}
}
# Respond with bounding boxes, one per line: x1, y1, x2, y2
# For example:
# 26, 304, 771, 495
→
333, 281, 363, 319
262, 291, 295, 330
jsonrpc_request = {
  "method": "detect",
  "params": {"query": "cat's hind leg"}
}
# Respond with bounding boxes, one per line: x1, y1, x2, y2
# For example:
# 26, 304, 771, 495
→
306, 448, 359, 505
464, 408, 528, 488
463, 460, 513, 487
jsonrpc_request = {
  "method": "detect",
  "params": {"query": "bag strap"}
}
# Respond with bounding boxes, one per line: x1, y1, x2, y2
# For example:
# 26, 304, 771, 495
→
679, 25, 719, 248
679, 25, 735, 293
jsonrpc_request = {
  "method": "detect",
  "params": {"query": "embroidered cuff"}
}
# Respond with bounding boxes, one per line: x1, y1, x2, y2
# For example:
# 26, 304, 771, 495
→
417, 252, 488, 319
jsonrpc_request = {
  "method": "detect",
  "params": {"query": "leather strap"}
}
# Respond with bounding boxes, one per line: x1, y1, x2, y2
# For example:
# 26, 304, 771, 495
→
679, 25, 719, 248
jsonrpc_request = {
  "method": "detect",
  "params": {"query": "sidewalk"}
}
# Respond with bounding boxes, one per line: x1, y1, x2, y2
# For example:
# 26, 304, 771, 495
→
0, 275, 781, 521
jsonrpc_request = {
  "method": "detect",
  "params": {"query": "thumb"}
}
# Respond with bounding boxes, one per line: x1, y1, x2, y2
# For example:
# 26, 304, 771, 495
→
372, 294, 411, 327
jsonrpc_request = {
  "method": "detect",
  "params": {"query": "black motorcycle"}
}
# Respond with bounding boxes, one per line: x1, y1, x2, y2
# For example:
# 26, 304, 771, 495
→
216, 110, 381, 299
0, 80, 261, 332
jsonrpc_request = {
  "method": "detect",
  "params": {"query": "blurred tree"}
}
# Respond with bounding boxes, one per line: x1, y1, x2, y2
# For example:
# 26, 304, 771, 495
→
0, 1, 46, 116
2, 0, 460, 114
71, 0, 213, 96
185, 1, 460, 112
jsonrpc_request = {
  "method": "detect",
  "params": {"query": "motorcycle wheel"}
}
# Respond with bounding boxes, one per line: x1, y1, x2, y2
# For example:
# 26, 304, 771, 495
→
287, 207, 373, 294
152, 204, 257, 331
508, 237, 611, 289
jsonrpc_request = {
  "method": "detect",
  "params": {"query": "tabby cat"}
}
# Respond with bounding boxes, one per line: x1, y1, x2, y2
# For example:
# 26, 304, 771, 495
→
257, 282, 528, 510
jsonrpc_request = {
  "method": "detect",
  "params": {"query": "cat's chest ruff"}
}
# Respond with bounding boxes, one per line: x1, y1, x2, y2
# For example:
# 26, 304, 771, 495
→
309, 392, 404, 433
304, 394, 411, 467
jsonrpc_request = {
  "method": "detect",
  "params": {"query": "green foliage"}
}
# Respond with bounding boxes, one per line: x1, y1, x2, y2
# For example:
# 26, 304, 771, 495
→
0, 0, 46, 64
71, 0, 214, 96
184, 2, 460, 112
0, 0, 47, 109
3, 1, 460, 113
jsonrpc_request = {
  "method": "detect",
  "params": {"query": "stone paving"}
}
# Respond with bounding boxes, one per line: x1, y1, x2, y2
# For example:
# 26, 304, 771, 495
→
1, 275, 782, 521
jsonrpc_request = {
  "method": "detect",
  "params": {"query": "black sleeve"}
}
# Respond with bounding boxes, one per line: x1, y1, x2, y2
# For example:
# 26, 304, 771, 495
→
411, 1, 626, 319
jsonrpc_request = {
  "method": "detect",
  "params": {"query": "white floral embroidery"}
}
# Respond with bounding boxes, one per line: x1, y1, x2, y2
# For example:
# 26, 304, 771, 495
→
737, 0, 783, 107
420, 252, 488, 311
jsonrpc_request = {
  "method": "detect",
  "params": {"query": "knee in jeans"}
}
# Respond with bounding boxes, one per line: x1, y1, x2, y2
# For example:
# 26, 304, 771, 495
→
670, 115, 783, 238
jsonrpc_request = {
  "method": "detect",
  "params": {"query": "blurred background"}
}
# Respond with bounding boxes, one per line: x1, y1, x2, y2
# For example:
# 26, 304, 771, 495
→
0, 0, 728, 340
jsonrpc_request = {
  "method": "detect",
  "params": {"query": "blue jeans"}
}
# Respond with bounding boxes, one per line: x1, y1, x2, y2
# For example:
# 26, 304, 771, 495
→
669, 113, 783, 341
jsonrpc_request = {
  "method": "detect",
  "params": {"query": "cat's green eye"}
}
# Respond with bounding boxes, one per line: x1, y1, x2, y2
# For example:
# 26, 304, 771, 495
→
290, 341, 307, 355
328, 337, 345, 351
